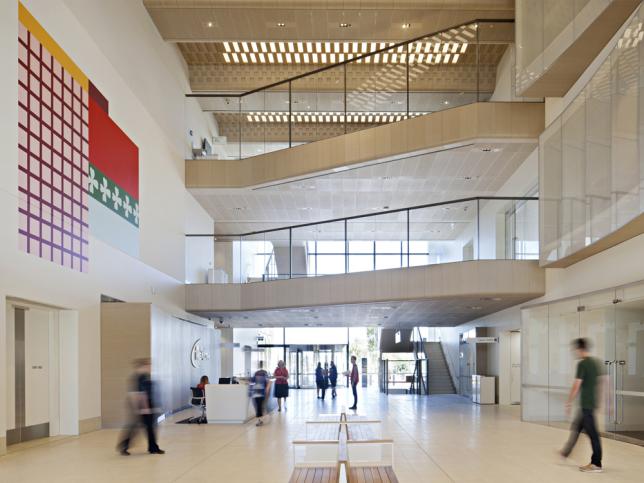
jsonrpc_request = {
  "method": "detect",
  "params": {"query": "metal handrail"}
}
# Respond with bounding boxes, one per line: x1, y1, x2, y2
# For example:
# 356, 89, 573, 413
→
186, 196, 538, 238
185, 18, 514, 99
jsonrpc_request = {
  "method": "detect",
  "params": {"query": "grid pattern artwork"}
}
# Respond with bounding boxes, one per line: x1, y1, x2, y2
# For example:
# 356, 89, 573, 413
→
17, 20, 89, 272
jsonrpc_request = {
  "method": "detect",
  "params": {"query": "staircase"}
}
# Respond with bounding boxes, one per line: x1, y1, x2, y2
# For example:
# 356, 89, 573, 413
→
425, 342, 456, 395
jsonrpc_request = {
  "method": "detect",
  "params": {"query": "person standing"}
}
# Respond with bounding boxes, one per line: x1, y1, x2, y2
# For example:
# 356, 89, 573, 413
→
118, 358, 165, 455
329, 361, 338, 399
273, 360, 289, 412
349, 355, 359, 410
250, 361, 269, 426
560, 338, 604, 473
315, 362, 324, 399
321, 362, 330, 400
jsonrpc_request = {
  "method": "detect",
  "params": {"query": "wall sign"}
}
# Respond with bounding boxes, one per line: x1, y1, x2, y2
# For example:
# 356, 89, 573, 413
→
190, 338, 210, 368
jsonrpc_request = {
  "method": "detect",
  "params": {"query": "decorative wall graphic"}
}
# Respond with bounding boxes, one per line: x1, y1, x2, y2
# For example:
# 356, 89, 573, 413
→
17, 3, 140, 270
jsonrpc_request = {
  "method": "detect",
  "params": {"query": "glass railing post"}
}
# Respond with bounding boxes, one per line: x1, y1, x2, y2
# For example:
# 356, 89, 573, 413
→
406, 42, 410, 117
343, 63, 347, 135
237, 97, 242, 159
476, 23, 480, 103
344, 219, 348, 274
288, 81, 292, 148
406, 209, 410, 267
289, 227, 293, 279
476, 199, 481, 260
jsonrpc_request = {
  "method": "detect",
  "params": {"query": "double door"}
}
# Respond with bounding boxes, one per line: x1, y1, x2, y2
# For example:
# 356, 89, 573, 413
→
287, 345, 347, 389
581, 291, 644, 443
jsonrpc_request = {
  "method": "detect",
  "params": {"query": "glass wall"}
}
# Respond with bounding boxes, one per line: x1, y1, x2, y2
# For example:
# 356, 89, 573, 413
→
521, 280, 644, 443
190, 197, 538, 284
515, 0, 612, 95
539, 4, 644, 264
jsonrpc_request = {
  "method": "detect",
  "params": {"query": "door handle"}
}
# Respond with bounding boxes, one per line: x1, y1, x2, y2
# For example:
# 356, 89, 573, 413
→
618, 360, 626, 424
604, 360, 614, 423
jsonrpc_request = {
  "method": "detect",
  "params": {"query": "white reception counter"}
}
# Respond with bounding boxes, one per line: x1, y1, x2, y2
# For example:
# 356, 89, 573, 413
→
205, 382, 276, 424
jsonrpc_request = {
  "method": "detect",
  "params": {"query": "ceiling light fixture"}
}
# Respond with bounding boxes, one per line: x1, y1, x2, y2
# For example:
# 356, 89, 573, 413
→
339, 22, 351, 28
207, 21, 213, 28
244, 111, 425, 124
402, 23, 411, 29
277, 22, 286, 27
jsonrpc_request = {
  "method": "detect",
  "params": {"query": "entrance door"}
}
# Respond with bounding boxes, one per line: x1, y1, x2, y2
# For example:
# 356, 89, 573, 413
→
287, 345, 347, 389
7, 306, 51, 444
612, 298, 644, 444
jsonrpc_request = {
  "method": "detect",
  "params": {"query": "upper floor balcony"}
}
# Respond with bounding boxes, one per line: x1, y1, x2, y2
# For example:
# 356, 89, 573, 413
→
185, 196, 543, 325
184, 19, 545, 189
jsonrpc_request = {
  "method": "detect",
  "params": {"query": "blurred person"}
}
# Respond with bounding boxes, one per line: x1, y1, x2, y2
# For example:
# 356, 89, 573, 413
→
560, 338, 604, 473
348, 355, 359, 410
273, 360, 289, 412
329, 360, 338, 399
320, 362, 330, 400
315, 362, 324, 399
197, 375, 209, 391
118, 358, 165, 455
250, 361, 269, 426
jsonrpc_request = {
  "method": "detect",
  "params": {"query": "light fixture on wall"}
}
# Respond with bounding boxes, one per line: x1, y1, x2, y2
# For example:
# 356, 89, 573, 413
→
276, 22, 286, 27
402, 23, 411, 29
339, 22, 351, 28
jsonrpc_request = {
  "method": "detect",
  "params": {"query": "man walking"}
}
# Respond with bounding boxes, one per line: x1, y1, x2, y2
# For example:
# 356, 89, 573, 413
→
348, 355, 359, 410
560, 338, 603, 472
118, 358, 165, 455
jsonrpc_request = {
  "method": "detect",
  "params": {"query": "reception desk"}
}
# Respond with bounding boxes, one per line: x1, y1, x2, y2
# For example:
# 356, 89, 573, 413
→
205, 381, 276, 424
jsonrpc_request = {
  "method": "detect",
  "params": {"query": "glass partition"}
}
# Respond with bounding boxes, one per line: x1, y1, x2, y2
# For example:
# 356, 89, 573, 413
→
521, 280, 644, 445
189, 196, 539, 284
538, 3, 644, 265
186, 19, 521, 160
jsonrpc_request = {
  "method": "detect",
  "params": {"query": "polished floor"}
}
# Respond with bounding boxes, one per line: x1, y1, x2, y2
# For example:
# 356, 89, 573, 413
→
2, 388, 644, 482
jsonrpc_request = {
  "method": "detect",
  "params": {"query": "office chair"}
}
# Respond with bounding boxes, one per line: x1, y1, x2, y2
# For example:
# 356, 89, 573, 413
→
188, 387, 207, 424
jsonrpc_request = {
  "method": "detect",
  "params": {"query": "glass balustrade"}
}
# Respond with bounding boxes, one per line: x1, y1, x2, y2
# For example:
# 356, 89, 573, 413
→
184, 19, 520, 161
185, 197, 538, 284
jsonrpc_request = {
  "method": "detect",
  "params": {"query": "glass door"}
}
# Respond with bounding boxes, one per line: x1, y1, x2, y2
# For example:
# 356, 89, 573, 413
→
579, 290, 616, 436
612, 294, 644, 444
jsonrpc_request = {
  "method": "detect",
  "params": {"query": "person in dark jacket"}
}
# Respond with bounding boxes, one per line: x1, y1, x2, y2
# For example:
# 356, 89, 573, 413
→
118, 358, 165, 455
329, 361, 338, 398
320, 362, 330, 400
315, 362, 324, 398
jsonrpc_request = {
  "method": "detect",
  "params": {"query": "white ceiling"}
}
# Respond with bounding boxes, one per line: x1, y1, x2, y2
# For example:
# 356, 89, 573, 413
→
190, 141, 537, 235
196, 294, 535, 328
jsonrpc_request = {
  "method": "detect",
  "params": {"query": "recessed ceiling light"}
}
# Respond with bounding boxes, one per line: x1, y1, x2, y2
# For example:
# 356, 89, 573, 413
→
277, 22, 286, 27
443, 100, 450, 105
339, 22, 351, 28
402, 23, 411, 29
207, 21, 213, 28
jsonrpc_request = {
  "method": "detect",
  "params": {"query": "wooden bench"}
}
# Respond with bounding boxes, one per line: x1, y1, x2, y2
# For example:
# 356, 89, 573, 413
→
289, 467, 339, 483
291, 412, 398, 483
349, 466, 399, 483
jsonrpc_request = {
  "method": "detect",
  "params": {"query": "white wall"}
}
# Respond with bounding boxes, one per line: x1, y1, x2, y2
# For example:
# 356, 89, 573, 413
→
0, 0, 213, 448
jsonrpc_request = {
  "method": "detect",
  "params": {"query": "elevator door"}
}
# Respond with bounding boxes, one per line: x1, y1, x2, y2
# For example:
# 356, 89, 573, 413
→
7, 307, 51, 444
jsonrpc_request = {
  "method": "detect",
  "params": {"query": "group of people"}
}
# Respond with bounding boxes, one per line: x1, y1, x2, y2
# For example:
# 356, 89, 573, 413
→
315, 361, 338, 399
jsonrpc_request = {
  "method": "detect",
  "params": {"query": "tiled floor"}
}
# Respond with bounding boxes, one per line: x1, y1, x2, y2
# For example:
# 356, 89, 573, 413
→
2, 388, 644, 482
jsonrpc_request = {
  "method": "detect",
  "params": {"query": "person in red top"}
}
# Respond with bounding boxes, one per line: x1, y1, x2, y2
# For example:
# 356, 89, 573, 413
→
273, 360, 289, 411
349, 355, 359, 410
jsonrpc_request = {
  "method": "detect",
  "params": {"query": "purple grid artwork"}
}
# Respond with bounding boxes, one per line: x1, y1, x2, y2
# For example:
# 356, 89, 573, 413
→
18, 21, 89, 272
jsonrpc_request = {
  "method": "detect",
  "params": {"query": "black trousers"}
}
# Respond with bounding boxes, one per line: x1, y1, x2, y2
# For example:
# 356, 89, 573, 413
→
119, 414, 159, 452
331, 381, 337, 397
562, 408, 602, 467
253, 396, 265, 418
351, 383, 358, 408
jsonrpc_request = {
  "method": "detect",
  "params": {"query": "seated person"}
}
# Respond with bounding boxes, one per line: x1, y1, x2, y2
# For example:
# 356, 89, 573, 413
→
196, 375, 209, 403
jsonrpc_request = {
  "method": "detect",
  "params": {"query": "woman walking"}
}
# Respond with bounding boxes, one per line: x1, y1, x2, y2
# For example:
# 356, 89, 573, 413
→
273, 360, 289, 411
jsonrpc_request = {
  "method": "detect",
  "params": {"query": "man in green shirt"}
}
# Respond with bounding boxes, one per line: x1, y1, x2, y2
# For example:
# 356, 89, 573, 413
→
560, 338, 603, 472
